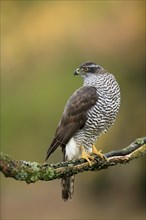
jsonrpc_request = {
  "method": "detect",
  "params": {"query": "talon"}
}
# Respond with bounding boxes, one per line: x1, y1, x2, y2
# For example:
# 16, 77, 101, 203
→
92, 145, 108, 161
80, 146, 94, 166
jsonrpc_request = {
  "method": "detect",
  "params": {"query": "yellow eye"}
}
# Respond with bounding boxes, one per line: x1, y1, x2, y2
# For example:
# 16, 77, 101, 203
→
84, 67, 88, 72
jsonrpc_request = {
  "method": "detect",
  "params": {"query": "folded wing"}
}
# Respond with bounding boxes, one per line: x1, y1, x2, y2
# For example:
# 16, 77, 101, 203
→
46, 86, 98, 160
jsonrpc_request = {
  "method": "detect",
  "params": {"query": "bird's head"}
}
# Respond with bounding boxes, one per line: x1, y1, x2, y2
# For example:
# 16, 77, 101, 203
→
74, 61, 104, 77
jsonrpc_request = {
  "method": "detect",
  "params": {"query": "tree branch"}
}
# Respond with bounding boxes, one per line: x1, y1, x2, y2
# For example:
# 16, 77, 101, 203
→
0, 137, 146, 184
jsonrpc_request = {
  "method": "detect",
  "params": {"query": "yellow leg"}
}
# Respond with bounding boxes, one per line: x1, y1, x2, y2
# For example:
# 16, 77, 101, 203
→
80, 146, 94, 166
92, 145, 107, 160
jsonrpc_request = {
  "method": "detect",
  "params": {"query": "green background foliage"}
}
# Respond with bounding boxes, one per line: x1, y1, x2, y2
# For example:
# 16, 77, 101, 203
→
1, 1, 145, 219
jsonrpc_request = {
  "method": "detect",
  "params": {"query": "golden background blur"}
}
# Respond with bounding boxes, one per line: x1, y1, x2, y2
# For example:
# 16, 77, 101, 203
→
1, 1, 145, 219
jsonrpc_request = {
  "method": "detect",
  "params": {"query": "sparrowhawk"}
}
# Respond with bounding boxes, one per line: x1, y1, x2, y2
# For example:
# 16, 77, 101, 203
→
46, 61, 121, 201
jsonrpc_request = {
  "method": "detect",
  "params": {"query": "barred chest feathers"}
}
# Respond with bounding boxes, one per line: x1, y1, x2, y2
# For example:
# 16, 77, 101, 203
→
85, 72, 121, 132
73, 71, 121, 150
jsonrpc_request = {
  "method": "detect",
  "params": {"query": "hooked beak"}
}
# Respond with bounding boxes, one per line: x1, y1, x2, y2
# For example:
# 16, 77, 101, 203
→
74, 68, 80, 76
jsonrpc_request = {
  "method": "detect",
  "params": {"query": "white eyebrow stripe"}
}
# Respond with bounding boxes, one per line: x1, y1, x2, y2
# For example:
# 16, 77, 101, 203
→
87, 65, 99, 68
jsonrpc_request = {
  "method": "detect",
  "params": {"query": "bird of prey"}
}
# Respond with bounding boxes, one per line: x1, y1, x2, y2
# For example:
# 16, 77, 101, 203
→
46, 61, 121, 201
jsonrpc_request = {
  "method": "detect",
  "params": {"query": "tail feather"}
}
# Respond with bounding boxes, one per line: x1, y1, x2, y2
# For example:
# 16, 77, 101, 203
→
61, 146, 75, 201
61, 175, 75, 202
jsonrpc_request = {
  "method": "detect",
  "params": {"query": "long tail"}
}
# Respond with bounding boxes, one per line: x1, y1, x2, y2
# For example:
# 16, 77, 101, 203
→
61, 147, 75, 201
61, 175, 75, 201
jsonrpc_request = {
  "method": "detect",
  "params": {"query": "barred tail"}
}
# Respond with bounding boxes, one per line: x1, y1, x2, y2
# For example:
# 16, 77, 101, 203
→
61, 175, 75, 202
61, 146, 75, 201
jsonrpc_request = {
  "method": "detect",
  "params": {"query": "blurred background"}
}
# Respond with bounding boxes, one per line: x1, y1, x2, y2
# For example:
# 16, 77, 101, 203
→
1, 1, 145, 219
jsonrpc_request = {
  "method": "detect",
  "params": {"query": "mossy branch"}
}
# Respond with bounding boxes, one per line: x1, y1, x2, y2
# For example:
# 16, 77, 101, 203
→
0, 137, 146, 184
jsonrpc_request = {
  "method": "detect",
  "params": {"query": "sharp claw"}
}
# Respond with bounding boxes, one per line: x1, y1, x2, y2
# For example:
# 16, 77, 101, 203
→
80, 146, 94, 166
80, 145, 108, 166
92, 145, 108, 161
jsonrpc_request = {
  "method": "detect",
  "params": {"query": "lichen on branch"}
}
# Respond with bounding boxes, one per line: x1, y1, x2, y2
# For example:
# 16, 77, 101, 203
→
0, 137, 146, 184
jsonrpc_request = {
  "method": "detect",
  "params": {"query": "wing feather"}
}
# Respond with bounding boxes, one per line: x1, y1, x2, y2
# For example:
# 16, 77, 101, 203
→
46, 86, 98, 160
